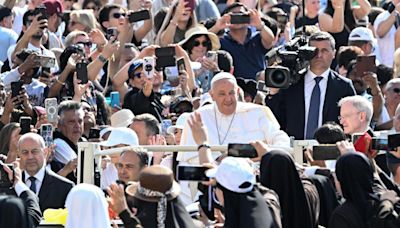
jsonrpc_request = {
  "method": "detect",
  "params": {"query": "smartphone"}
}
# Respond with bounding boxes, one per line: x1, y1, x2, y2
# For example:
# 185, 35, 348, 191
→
34, 6, 47, 20
11, 81, 23, 98
34, 55, 56, 68
257, 80, 269, 93
227, 143, 258, 158
161, 119, 172, 135
371, 137, 389, 151
312, 145, 340, 160
0, 162, 14, 189
45, 98, 58, 123
177, 58, 185, 72
128, 10, 150, 23
19, 117, 31, 135
356, 55, 376, 78
143, 57, 155, 78
89, 128, 101, 139
110, 91, 120, 108
185, 0, 196, 11
388, 133, 400, 150
206, 51, 218, 62
106, 27, 118, 40
230, 13, 250, 24
165, 66, 180, 87
76, 61, 88, 84
40, 124, 53, 147
176, 165, 210, 181
155, 47, 176, 57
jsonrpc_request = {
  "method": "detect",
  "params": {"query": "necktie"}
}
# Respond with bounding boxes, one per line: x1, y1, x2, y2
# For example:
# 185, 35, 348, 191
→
28, 176, 37, 193
306, 77, 323, 139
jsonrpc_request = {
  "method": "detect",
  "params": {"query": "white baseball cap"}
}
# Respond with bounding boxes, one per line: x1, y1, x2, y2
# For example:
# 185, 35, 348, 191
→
167, 112, 191, 135
349, 27, 374, 42
206, 157, 256, 193
110, 109, 135, 128
99, 127, 139, 147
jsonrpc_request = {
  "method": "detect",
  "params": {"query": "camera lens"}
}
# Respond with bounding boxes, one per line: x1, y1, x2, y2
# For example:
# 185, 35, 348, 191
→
271, 70, 287, 85
145, 64, 152, 71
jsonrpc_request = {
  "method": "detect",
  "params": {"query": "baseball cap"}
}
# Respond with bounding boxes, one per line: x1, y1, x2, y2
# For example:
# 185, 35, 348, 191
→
99, 127, 139, 147
43, 0, 63, 15
167, 112, 191, 135
206, 157, 256, 193
128, 59, 143, 78
110, 109, 135, 127
349, 27, 374, 42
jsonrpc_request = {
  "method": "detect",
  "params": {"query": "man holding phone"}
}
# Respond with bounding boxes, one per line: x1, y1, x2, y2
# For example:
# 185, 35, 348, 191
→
209, 2, 275, 81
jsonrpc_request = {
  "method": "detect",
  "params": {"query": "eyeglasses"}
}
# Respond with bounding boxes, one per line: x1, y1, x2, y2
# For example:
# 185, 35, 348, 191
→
193, 40, 211, 47
76, 41, 92, 48
338, 112, 361, 121
112, 12, 126, 19
392, 88, 400, 94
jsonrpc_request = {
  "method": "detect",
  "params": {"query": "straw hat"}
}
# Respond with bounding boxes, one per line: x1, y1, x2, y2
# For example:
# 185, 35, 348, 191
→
126, 165, 180, 202
179, 25, 221, 51
110, 109, 135, 128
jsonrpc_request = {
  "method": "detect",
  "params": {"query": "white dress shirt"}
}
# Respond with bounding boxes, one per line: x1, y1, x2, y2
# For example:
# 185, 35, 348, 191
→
304, 68, 330, 138
24, 165, 46, 195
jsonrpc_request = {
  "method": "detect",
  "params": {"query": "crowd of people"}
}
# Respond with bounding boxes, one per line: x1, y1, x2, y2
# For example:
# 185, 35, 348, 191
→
0, 0, 399, 227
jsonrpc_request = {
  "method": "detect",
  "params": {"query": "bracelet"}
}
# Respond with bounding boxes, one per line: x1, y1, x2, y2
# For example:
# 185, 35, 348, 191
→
98, 54, 108, 63
56, 79, 65, 85
198, 144, 211, 151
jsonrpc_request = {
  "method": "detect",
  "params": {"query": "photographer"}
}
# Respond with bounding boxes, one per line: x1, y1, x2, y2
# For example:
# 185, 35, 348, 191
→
266, 31, 356, 140
209, 2, 275, 80
0, 162, 42, 228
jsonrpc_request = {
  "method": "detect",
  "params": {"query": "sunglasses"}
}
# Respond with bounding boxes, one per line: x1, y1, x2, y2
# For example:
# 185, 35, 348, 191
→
392, 88, 400, 94
76, 41, 92, 48
129, 72, 141, 79
113, 12, 126, 19
193, 40, 211, 47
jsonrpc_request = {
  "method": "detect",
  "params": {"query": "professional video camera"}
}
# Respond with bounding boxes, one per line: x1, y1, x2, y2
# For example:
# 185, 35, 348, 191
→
264, 36, 317, 89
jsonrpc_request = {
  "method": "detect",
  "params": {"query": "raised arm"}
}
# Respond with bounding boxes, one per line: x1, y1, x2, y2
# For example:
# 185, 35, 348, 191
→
318, 0, 345, 33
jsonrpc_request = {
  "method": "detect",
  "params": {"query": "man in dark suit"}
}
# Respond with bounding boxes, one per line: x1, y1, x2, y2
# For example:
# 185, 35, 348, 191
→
18, 133, 74, 212
266, 31, 356, 139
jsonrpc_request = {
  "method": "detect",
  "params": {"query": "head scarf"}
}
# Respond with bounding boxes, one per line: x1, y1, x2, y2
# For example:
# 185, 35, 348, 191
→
335, 152, 379, 219
260, 149, 314, 228
133, 197, 196, 228
65, 184, 110, 228
221, 185, 275, 228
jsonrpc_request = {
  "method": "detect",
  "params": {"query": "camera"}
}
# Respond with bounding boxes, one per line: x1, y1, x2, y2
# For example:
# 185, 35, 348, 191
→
106, 27, 118, 40
143, 57, 155, 78
0, 162, 14, 189
265, 36, 317, 88
45, 98, 58, 123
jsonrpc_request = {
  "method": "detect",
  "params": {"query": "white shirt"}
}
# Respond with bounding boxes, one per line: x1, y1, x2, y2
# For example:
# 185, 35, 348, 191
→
374, 11, 396, 67
54, 138, 78, 164
12, 5, 28, 36
303, 68, 330, 138
24, 165, 46, 195
178, 102, 290, 163
0, 26, 18, 62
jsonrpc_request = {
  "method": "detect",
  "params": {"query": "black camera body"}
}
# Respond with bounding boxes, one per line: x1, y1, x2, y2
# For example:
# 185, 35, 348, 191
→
265, 36, 317, 88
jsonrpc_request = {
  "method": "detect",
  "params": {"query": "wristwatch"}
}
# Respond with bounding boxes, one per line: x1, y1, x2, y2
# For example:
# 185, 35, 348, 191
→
98, 54, 108, 63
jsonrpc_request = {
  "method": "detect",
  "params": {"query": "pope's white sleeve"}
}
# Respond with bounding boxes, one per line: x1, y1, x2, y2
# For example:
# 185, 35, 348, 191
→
260, 106, 290, 147
53, 138, 78, 164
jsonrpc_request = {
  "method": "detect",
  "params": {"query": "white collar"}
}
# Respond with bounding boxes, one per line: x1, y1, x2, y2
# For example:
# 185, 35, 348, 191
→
305, 68, 330, 83
24, 165, 46, 183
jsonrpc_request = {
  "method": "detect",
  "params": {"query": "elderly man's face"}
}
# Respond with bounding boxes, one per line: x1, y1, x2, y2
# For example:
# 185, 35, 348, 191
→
58, 109, 84, 144
339, 102, 366, 135
210, 79, 238, 115
116, 152, 144, 183
18, 137, 46, 176
386, 83, 400, 111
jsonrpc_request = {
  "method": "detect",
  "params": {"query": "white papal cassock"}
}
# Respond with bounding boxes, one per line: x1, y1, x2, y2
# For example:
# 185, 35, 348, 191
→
177, 101, 290, 205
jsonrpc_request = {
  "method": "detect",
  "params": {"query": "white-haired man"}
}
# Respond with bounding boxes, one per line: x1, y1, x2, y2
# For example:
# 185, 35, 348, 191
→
178, 72, 290, 205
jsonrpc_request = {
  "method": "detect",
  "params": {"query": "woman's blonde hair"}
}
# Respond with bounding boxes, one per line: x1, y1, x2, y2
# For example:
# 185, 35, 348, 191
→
70, 10, 98, 33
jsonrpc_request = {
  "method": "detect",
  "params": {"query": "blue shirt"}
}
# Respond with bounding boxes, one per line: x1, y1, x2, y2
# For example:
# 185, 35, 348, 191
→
220, 28, 268, 80
0, 26, 18, 62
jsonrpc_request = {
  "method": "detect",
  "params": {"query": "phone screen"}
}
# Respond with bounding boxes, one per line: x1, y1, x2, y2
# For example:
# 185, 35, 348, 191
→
128, 10, 150, 23
312, 145, 340, 160
230, 13, 250, 24
176, 166, 210, 181
20, 117, 31, 135
388, 134, 400, 149
356, 55, 376, 78
89, 128, 100, 139
110, 91, 120, 108
370, 138, 389, 151
227, 143, 258, 158
11, 81, 23, 98
0, 163, 13, 189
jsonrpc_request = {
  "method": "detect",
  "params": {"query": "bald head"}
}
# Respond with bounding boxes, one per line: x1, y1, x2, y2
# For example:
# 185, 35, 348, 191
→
18, 133, 45, 150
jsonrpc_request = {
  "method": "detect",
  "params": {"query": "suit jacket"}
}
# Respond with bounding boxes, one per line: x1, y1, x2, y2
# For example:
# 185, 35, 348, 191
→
266, 70, 356, 139
23, 168, 74, 212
